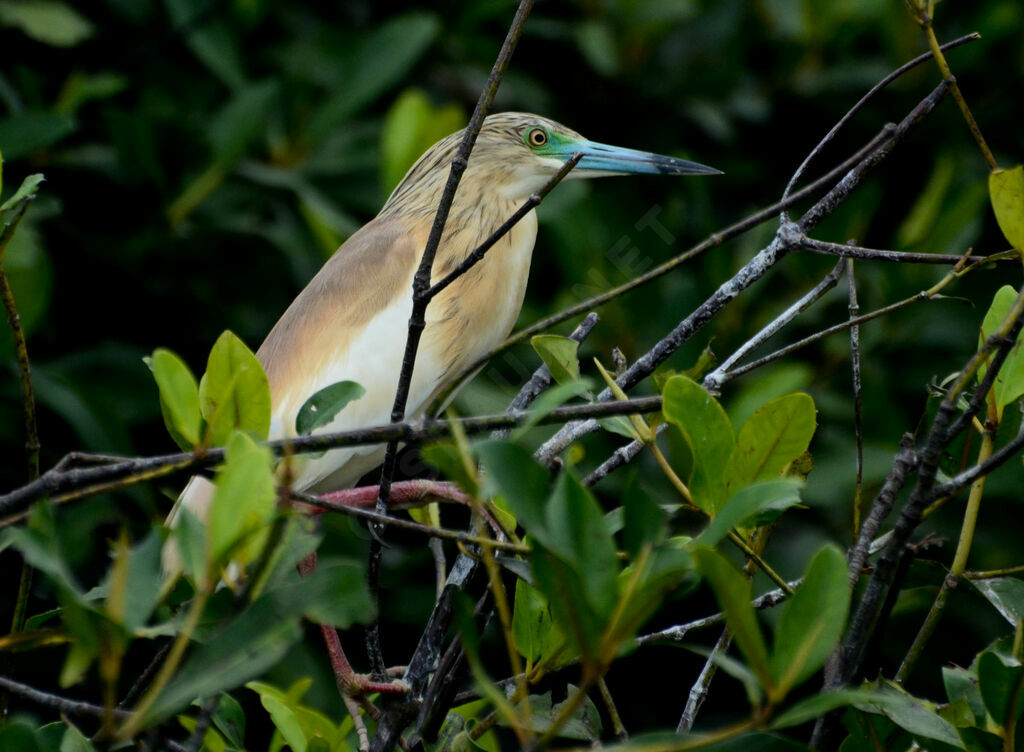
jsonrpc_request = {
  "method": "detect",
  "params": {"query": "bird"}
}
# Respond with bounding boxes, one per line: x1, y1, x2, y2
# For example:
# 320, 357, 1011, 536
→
163, 110, 718, 713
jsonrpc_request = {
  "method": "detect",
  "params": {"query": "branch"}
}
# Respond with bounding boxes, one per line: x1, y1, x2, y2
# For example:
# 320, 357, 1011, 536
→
535, 80, 949, 465
0, 396, 663, 519
702, 260, 846, 393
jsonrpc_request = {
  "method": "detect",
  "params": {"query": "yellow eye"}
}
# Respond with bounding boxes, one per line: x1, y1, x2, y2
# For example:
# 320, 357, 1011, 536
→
527, 128, 548, 147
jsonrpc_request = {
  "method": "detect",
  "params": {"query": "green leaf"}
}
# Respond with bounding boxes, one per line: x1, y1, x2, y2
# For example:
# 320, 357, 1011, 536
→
206, 431, 276, 570
531, 548, 605, 664
725, 393, 816, 493
210, 693, 246, 749
977, 650, 1024, 728
108, 530, 163, 632
770, 544, 849, 695
0, 1, 93, 47
771, 688, 894, 730
297, 558, 374, 629
307, 13, 441, 144
696, 479, 803, 548
513, 687, 603, 740
662, 374, 735, 514
525, 473, 621, 662
476, 441, 549, 535
693, 547, 772, 691
144, 569, 354, 726
295, 380, 365, 436
970, 576, 1024, 626
978, 286, 1024, 416
58, 725, 94, 752
0, 173, 45, 212
422, 441, 480, 497
868, 683, 965, 748
989, 165, 1024, 251
531, 334, 581, 385
512, 578, 567, 666
146, 348, 202, 450
0, 721, 42, 752
943, 665, 986, 726
200, 330, 271, 445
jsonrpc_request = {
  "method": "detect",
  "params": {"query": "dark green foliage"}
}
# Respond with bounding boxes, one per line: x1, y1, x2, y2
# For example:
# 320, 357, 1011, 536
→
3, 1, 1024, 750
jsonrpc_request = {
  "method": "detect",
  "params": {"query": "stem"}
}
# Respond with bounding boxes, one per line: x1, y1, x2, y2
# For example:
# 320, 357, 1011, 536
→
913, 16, 998, 170
895, 404, 995, 685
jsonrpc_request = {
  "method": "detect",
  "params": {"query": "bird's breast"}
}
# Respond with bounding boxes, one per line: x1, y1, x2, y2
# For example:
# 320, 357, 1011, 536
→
425, 206, 538, 378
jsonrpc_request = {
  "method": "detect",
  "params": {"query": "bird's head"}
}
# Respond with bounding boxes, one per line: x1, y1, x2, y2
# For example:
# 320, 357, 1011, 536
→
381, 111, 720, 215
474, 112, 721, 200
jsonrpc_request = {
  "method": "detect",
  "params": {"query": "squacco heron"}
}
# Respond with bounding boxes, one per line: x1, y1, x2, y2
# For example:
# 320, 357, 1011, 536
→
166, 110, 718, 701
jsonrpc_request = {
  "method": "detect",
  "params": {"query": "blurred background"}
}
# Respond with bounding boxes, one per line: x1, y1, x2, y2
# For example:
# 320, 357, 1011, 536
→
2, 0, 1023, 739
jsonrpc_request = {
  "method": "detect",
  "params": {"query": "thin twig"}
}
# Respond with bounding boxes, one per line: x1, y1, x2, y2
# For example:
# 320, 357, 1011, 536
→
294, 491, 528, 553
798, 236, 1012, 265
369, 0, 536, 684
780, 31, 980, 223
703, 259, 845, 393
677, 628, 732, 733
848, 258, 864, 541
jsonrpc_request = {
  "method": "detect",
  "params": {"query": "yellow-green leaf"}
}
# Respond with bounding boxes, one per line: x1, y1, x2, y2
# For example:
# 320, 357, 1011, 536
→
206, 431, 276, 571
990, 165, 1024, 251
146, 348, 202, 450
200, 330, 271, 445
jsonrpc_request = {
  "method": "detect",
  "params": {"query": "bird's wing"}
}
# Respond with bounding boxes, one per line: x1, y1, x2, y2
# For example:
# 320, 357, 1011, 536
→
256, 217, 443, 492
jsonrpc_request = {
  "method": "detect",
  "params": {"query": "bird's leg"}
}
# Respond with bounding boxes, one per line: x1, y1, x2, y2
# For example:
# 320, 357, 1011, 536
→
315, 479, 470, 508
298, 551, 411, 694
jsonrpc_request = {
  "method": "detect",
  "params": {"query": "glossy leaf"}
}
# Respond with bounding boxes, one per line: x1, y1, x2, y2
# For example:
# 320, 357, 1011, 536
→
693, 547, 772, 690
725, 393, 816, 493
970, 576, 1024, 626
200, 330, 271, 445
662, 374, 734, 514
855, 682, 964, 748
146, 348, 202, 450
770, 544, 849, 694
531, 334, 581, 384
989, 165, 1024, 251
295, 379, 365, 436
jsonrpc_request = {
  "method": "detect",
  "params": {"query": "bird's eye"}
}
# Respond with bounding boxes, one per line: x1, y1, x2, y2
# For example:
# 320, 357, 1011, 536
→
527, 128, 548, 147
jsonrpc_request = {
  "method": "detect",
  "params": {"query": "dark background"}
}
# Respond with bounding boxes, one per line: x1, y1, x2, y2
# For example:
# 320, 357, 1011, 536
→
2, 0, 1023, 742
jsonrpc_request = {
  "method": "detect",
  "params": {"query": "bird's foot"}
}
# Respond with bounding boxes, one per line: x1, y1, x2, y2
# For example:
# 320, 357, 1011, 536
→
338, 666, 410, 696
